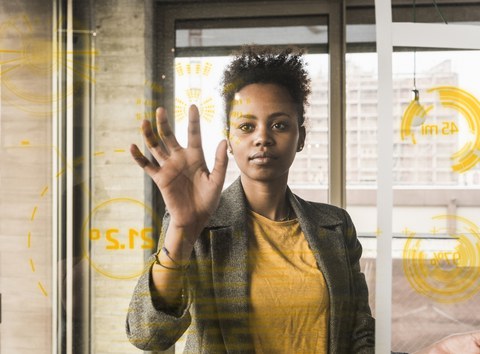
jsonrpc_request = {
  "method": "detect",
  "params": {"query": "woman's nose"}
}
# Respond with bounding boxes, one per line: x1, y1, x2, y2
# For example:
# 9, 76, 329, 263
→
254, 126, 274, 146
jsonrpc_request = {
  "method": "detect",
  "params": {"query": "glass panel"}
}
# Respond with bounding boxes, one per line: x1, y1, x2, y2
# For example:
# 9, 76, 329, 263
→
88, 1, 149, 352
174, 54, 329, 202
347, 49, 480, 352
345, 52, 379, 319
346, 24, 376, 44
0, 1, 54, 353
174, 18, 329, 352
391, 50, 480, 353
290, 54, 329, 202
176, 26, 328, 47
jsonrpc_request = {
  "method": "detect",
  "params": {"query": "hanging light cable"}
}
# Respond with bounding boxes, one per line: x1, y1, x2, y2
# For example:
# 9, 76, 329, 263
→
413, 0, 416, 91
403, 0, 450, 128
408, 0, 449, 126
410, 0, 425, 126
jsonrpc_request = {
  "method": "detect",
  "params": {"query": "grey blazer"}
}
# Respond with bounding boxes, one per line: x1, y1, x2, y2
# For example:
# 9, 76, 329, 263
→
126, 178, 375, 353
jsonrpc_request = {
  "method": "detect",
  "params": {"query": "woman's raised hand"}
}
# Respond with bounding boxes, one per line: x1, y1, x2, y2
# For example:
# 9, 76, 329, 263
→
130, 105, 228, 245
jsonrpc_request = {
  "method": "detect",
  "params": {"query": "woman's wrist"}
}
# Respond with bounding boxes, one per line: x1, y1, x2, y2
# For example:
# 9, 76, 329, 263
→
163, 224, 199, 261
154, 246, 190, 270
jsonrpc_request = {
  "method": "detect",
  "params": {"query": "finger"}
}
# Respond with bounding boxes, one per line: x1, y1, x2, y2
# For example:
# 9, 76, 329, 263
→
210, 140, 228, 187
130, 144, 159, 176
142, 119, 169, 162
188, 105, 203, 149
156, 107, 181, 152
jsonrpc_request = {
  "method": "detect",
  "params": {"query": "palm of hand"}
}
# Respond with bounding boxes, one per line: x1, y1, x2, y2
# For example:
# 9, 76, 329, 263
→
130, 105, 228, 238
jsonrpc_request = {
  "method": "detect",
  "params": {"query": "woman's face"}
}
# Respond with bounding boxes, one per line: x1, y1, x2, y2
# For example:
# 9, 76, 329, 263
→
228, 83, 305, 185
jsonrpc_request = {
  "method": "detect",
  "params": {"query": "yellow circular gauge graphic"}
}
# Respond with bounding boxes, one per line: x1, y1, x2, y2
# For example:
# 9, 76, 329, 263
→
403, 214, 480, 303
401, 86, 480, 173
81, 197, 159, 280
174, 61, 215, 122
0, 15, 97, 116
26, 146, 158, 296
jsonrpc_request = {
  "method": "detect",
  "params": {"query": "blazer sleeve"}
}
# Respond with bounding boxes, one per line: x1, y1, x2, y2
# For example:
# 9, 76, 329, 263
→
342, 209, 376, 354
125, 212, 193, 351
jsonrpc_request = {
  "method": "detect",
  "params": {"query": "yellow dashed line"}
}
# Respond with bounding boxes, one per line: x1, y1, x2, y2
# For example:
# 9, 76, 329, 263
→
114, 149, 125, 153
31, 206, 37, 221
21, 140, 30, 146
40, 186, 48, 197
94, 151, 104, 156
38, 282, 48, 297
0, 49, 24, 53
56, 169, 65, 178
27, 232, 31, 248
30, 259, 36, 272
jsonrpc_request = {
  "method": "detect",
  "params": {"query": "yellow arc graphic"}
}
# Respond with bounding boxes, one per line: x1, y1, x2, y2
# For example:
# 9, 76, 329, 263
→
26, 146, 158, 296
403, 214, 480, 303
400, 86, 480, 173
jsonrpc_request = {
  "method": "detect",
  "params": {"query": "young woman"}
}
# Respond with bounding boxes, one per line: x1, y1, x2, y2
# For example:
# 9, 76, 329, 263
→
127, 47, 480, 354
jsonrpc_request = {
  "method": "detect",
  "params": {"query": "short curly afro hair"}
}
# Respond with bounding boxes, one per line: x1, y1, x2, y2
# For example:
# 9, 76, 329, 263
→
221, 45, 311, 128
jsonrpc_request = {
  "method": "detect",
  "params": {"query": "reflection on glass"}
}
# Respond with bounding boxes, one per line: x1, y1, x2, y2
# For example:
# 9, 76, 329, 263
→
346, 50, 480, 352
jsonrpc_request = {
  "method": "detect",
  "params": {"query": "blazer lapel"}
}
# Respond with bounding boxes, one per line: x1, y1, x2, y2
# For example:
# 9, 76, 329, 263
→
208, 179, 253, 352
288, 190, 349, 353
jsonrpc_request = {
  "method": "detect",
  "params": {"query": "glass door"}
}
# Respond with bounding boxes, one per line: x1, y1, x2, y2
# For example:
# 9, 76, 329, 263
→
163, 3, 339, 352
171, 14, 332, 204
374, 2, 480, 352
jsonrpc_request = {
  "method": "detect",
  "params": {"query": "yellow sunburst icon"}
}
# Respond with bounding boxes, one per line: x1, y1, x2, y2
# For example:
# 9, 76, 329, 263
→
174, 61, 215, 123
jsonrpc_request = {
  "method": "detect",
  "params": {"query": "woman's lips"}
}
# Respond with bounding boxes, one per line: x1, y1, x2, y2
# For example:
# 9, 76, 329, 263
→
249, 152, 277, 165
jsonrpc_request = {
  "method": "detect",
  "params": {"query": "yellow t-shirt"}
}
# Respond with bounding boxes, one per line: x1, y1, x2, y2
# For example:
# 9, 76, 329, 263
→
248, 210, 330, 354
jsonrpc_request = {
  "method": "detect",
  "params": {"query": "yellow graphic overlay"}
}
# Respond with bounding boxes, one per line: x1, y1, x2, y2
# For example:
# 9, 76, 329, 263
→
0, 14, 97, 116
400, 99, 433, 144
81, 197, 159, 280
400, 86, 480, 173
26, 182, 50, 297
175, 61, 215, 122
24, 145, 157, 295
224, 97, 253, 146
403, 215, 480, 303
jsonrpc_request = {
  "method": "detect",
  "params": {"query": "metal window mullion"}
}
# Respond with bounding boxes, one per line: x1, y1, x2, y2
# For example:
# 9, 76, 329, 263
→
163, 1, 332, 20
374, 0, 394, 352
65, 0, 74, 353
328, 0, 347, 208
52, 0, 60, 352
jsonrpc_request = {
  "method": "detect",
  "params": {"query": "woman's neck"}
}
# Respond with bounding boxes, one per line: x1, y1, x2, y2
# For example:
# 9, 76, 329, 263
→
240, 175, 290, 221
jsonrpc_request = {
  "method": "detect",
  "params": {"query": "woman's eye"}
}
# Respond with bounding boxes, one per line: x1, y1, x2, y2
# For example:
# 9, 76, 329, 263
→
239, 124, 254, 132
273, 122, 287, 130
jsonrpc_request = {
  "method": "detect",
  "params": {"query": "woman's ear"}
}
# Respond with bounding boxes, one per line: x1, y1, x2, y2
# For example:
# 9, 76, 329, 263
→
297, 126, 306, 152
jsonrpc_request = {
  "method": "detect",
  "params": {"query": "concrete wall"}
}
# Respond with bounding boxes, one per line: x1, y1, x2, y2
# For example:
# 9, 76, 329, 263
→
0, 0, 153, 352
0, 1, 54, 353
92, 0, 152, 352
